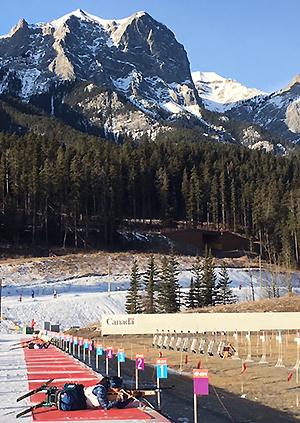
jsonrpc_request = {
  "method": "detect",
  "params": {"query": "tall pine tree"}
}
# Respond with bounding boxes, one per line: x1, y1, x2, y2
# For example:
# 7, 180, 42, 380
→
167, 243, 180, 312
192, 254, 203, 308
185, 276, 197, 309
157, 244, 180, 313
125, 258, 142, 314
215, 261, 236, 305
143, 254, 158, 313
201, 245, 216, 306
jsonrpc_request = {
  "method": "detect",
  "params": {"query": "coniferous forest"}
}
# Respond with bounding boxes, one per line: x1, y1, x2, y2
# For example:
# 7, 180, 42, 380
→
0, 128, 300, 270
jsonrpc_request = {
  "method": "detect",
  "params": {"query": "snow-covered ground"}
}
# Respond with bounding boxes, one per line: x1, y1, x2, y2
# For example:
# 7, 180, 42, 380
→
0, 334, 34, 423
0, 255, 299, 422
1, 255, 299, 333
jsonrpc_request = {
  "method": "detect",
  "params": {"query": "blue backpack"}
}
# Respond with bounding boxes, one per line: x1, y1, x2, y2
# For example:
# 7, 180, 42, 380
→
58, 383, 86, 411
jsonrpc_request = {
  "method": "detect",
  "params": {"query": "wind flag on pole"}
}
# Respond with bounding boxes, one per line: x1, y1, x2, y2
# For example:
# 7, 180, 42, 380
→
241, 363, 247, 375
288, 370, 295, 381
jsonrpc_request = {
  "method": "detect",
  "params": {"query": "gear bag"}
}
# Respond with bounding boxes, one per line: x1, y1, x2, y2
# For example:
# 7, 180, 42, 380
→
57, 383, 87, 411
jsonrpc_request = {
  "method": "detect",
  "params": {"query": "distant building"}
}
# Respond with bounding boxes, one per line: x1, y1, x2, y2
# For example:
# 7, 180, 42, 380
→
162, 228, 255, 256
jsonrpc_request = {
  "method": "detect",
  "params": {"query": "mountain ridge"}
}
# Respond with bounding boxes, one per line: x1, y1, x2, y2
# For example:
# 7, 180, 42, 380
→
0, 9, 299, 147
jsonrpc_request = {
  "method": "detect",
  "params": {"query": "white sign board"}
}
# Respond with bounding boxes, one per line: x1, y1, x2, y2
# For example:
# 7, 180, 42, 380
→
102, 312, 300, 335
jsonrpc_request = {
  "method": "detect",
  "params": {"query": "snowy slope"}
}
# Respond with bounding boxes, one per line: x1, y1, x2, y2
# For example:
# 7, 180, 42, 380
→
192, 71, 266, 112
1, 256, 299, 333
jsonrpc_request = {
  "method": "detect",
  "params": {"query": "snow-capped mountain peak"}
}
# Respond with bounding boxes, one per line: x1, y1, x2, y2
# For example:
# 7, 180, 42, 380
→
0, 10, 203, 140
49, 9, 134, 31
0, 10, 299, 145
192, 71, 267, 112
192, 71, 226, 84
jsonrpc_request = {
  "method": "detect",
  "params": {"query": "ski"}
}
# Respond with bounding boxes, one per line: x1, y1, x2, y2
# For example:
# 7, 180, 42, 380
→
11, 341, 22, 347
16, 400, 46, 418
9, 345, 24, 351
17, 379, 54, 402
10, 341, 36, 350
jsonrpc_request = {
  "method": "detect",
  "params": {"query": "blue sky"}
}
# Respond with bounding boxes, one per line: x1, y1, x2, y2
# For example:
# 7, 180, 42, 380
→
1, 0, 299, 93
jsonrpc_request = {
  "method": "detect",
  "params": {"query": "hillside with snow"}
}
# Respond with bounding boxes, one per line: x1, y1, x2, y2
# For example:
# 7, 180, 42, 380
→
1, 253, 299, 333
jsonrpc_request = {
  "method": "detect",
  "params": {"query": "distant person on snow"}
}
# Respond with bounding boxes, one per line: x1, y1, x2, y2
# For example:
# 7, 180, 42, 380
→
19, 294, 22, 302
31, 318, 36, 329
54, 289, 58, 298
31, 289, 35, 299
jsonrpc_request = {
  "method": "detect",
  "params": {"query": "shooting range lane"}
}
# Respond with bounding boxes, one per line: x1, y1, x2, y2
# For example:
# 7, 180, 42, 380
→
22, 340, 170, 422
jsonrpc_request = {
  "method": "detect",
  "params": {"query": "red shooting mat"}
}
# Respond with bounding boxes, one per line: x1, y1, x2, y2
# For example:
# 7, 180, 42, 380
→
32, 404, 152, 421
21, 340, 165, 421
26, 365, 83, 370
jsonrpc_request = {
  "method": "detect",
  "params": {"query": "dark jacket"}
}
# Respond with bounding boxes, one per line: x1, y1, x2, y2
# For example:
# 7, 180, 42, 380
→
85, 384, 131, 410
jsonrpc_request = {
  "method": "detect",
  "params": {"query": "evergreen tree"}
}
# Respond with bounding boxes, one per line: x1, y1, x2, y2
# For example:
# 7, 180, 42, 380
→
181, 168, 190, 226
215, 261, 236, 305
156, 255, 169, 313
219, 170, 227, 229
211, 174, 219, 229
125, 259, 142, 314
230, 177, 237, 232
156, 167, 171, 225
167, 243, 180, 312
188, 165, 202, 227
186, 276, 197, 309
192, 254, 203, 308
157, 245, 180, 313
201, 245, 216, 306
143, 254, 158, 313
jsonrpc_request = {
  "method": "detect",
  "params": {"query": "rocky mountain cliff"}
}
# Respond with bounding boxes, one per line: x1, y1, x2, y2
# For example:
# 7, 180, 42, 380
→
0, 10, 202, 133
0, 9, 298, 147
225, 75, 300, 144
